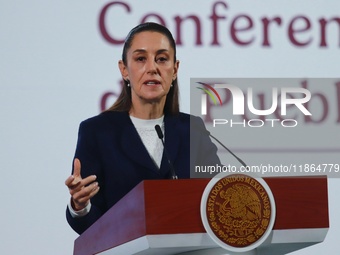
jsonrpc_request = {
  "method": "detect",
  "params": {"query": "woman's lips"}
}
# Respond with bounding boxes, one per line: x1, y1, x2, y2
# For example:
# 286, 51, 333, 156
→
144, 80, 160, 86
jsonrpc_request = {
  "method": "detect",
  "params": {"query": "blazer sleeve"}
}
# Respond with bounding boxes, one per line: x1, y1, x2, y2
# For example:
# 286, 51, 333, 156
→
66, 120, 106, 235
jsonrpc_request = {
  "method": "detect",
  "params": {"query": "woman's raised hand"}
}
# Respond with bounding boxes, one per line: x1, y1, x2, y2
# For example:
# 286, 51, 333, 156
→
65, 158, 100, 211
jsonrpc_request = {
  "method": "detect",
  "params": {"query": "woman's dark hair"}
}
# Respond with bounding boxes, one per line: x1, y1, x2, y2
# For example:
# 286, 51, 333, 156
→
105, 22, 179, 115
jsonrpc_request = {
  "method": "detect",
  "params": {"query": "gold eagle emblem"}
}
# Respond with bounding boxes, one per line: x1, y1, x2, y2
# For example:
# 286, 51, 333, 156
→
205, 175, 272, 247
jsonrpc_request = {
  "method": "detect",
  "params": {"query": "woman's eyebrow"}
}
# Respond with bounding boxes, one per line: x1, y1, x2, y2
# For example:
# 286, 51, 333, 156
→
132, 49, 169, 54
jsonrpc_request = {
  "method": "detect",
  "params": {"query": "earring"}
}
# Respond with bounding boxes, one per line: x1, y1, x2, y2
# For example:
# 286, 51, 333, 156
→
170, 84, 173, 88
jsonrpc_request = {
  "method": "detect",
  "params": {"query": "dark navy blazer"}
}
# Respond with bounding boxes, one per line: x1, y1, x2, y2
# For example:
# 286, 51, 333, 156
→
66, 111, 220, 234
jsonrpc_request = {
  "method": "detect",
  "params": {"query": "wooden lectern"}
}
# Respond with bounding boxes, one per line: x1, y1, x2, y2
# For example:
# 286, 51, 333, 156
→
73, 176, 329, 255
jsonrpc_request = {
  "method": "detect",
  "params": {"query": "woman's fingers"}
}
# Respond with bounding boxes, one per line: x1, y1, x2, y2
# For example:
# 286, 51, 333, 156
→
73, 158, 82, 178
73, 183, 100, 204
69, 175, 99, 209
68, 175, 97, 195
71, 182, 100, 210
65, 175, 76, 186
65, 158, 83, 188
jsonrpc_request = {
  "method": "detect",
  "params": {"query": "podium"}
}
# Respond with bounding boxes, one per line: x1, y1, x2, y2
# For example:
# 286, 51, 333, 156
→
73, 176, 329, 255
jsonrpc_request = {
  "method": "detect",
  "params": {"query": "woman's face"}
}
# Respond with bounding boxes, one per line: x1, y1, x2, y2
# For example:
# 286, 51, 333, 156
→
119, 31, 179, 107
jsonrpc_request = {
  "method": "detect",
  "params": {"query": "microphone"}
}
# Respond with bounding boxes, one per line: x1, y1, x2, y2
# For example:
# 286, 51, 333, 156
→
207, 132, 248, 168
155, 125, 178, 179
191, 117, 248, 168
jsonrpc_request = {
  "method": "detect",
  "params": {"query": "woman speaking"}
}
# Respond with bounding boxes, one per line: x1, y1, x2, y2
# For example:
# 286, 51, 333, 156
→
65, 22, 220, 234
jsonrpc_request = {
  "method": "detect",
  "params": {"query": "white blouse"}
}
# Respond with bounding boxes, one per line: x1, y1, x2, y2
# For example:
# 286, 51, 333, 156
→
129, 115, 164, 168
